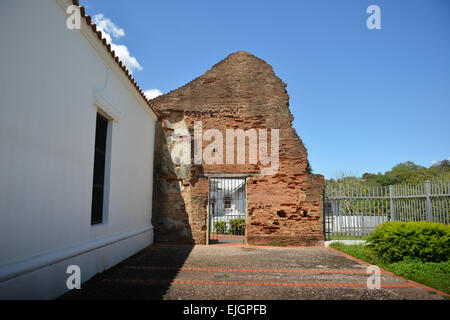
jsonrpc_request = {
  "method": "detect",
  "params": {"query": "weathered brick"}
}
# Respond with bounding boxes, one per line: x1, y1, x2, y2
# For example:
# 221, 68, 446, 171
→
151, 51, 324, 246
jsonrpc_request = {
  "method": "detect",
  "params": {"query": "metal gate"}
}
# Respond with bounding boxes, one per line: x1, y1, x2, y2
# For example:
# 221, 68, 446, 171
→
208, 177, 246, 244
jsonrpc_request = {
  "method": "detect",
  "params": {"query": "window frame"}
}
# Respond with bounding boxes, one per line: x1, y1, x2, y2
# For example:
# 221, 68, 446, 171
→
90, 111, 112, 226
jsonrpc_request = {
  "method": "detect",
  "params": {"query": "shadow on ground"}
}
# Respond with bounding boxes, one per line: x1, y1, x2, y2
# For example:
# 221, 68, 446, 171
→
59, 244, 194, 300
59, 244, 443, 300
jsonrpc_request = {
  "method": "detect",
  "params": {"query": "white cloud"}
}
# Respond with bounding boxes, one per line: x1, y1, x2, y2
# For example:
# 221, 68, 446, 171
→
92, 13, 142, 74
111, 44, 143, 73
432, 158, 450, 165
93, 14, 125, 39
144, 89, 163, 100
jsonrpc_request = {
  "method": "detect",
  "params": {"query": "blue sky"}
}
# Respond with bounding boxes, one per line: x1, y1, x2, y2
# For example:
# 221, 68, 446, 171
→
79, 0, 450, 179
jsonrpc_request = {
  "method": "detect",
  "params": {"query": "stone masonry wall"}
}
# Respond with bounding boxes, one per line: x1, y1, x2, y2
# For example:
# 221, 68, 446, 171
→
151, 51, 324, 246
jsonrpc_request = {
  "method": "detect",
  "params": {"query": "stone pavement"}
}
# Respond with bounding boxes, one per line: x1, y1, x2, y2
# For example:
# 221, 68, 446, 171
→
60, 244, 446, 300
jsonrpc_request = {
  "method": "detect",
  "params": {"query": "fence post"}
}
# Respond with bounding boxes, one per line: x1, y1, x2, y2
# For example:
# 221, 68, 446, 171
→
389, 185, 396, 221
425, 181, 433, 222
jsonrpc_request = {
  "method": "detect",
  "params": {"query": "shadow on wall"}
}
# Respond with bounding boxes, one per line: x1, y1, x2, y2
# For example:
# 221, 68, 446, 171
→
58, 244, 194, 300
151, 111, 197, 244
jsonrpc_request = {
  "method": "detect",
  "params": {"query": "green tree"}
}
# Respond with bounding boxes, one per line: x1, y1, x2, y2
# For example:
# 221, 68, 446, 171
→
326, 159, 450, 188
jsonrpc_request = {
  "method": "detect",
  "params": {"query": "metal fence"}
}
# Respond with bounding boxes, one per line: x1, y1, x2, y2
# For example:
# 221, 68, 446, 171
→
324, 180, 450, 240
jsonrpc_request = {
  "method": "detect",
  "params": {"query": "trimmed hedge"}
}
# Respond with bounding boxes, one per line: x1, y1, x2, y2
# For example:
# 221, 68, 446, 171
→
229, 218, 246, 235
365, 221, 450, 262
214, 221, 227, 234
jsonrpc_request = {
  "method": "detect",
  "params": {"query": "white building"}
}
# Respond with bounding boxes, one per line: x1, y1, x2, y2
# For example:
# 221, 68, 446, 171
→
0, 0, 158, 299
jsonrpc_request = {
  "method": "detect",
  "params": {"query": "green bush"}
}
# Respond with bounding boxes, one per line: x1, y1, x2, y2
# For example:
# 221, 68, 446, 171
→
229, 218, 246, 235
365, 221, 450, 262
214, 221, 227, 234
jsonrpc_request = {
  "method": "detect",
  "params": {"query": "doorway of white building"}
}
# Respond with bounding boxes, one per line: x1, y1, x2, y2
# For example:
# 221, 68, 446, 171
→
208, 177, 247, 244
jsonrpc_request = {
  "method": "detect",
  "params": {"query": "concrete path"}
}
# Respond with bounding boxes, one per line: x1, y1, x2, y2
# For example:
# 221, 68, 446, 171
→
60, 244, 446, 300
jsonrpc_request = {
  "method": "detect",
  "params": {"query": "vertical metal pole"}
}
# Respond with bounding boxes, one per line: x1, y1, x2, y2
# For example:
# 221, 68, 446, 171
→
389, 185, 396, 221
244, 178, 248, 243
425, 181, 433, 222
207, 178, 210, 245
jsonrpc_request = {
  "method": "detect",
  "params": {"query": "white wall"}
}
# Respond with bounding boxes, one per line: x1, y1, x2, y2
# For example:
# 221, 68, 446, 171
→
0, 0, 156, 299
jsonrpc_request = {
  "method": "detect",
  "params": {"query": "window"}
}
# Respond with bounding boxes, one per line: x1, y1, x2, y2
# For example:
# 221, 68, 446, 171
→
91, 112, 109, 225
224, 199, 231, 209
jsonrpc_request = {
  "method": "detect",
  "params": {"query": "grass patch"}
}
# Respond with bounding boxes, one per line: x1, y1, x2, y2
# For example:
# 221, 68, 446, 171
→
329, 242, 376, 263
329, 243, 450, 294
386, 258, 450, 294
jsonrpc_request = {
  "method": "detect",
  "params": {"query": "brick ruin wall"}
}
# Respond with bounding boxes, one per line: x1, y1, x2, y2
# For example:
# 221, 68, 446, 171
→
151, 51, 325, 246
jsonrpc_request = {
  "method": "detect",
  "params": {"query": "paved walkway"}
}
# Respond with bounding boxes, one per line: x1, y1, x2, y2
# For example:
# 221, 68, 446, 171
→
60, 244, 446, 300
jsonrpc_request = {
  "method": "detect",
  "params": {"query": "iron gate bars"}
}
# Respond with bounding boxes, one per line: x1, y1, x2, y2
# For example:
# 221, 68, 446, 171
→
209, 177, 246, 244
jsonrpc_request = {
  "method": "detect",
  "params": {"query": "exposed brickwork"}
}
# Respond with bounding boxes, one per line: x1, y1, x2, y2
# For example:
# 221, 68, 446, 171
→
151, 51, 324, 246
